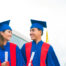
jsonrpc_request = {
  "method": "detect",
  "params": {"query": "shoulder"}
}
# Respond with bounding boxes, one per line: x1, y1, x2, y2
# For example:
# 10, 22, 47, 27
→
25, 42, 32, 48
21, 42, 32, 50
25, 42, 32, 45
42, 42, 50, 49
10, 42, 17, 46
10, 42, 20, 50
44, 43, 55, 55
42, 42, 54, 53
48, 44, 54, 54
43, 42, 50, 46
23, 42, 32, 47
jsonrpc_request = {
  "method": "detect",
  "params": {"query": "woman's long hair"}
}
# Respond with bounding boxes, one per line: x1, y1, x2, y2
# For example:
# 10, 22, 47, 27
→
0, 32, 4, 49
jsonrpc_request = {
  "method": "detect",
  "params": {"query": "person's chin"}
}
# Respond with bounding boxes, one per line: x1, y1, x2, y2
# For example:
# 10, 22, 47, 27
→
31, 37, 35, 40
7, 39, 10, 41
7, 38, 11, 41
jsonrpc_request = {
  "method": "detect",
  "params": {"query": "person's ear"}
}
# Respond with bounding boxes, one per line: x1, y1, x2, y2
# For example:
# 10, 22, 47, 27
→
0, 32, 4, 36
39, 30, 42, 36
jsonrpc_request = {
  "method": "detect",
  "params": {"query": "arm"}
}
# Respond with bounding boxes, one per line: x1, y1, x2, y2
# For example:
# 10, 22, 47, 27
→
16, 46, 25, 66
46, 46, 60, 66
0, 61, 1, 66
21, 44, 27, 64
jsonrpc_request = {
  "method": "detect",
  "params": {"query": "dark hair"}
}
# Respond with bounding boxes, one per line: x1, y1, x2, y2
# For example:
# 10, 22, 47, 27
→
37, 28, 43, 36
0, 32, 4, 49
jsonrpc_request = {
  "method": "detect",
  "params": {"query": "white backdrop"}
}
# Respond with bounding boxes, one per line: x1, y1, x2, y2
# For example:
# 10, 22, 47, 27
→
0, 0, 66, 65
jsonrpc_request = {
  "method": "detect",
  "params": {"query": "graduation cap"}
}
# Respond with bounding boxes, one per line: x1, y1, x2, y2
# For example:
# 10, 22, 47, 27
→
30, 19, 47, 32
30, 19, 48, 43
0, 20, 12, 31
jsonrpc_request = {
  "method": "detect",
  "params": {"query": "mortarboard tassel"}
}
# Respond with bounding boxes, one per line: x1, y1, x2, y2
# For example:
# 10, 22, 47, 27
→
46, 30, 48, 43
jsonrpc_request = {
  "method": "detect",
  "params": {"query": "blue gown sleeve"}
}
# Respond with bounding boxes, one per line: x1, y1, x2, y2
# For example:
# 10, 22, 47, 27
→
46, 46, 60, 66
21, 44, 27, 64
16, 46, 26, 66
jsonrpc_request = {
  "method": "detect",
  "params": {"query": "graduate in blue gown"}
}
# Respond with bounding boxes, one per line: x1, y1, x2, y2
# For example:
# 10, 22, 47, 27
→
0, 20, 25, 66
21, 19, 60, 66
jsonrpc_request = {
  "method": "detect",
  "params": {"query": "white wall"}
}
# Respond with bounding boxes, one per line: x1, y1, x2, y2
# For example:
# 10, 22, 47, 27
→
0, 0, 66, 65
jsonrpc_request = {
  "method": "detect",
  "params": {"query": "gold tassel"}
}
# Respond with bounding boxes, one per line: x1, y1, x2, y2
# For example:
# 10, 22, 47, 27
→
46, 30, 48, 43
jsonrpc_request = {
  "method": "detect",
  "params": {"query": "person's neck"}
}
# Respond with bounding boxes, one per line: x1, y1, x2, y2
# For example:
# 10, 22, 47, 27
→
35, 38, 41, 44
3, 40, 7, 45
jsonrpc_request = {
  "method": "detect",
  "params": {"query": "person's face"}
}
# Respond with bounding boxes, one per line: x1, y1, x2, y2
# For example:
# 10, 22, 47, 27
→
30, 28, 42, 40
0, 30, 12, 41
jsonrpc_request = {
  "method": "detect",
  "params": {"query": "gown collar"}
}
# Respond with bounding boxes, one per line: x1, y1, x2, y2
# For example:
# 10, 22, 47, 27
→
32, 40, 43, 46
3, 42, 10, 48
0, 42, 10, 50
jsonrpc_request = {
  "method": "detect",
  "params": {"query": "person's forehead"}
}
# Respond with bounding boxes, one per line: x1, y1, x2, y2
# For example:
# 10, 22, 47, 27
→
4, 29, 12, 32
30, 28, 41, 32
30, 28, 38, 30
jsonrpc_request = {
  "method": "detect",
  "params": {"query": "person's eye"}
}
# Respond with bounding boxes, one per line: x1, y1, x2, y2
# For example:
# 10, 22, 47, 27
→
8, 31, 11, 33
32, 29, 34, 32
10, 32, 12, 34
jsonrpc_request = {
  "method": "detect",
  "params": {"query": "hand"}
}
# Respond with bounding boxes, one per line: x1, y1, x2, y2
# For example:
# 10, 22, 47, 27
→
1, 62, 9, 66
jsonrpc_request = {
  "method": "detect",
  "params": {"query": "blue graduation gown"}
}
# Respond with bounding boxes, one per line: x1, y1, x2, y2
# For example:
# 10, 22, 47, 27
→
0, 42, 25, 66
21, 40, 60, 66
